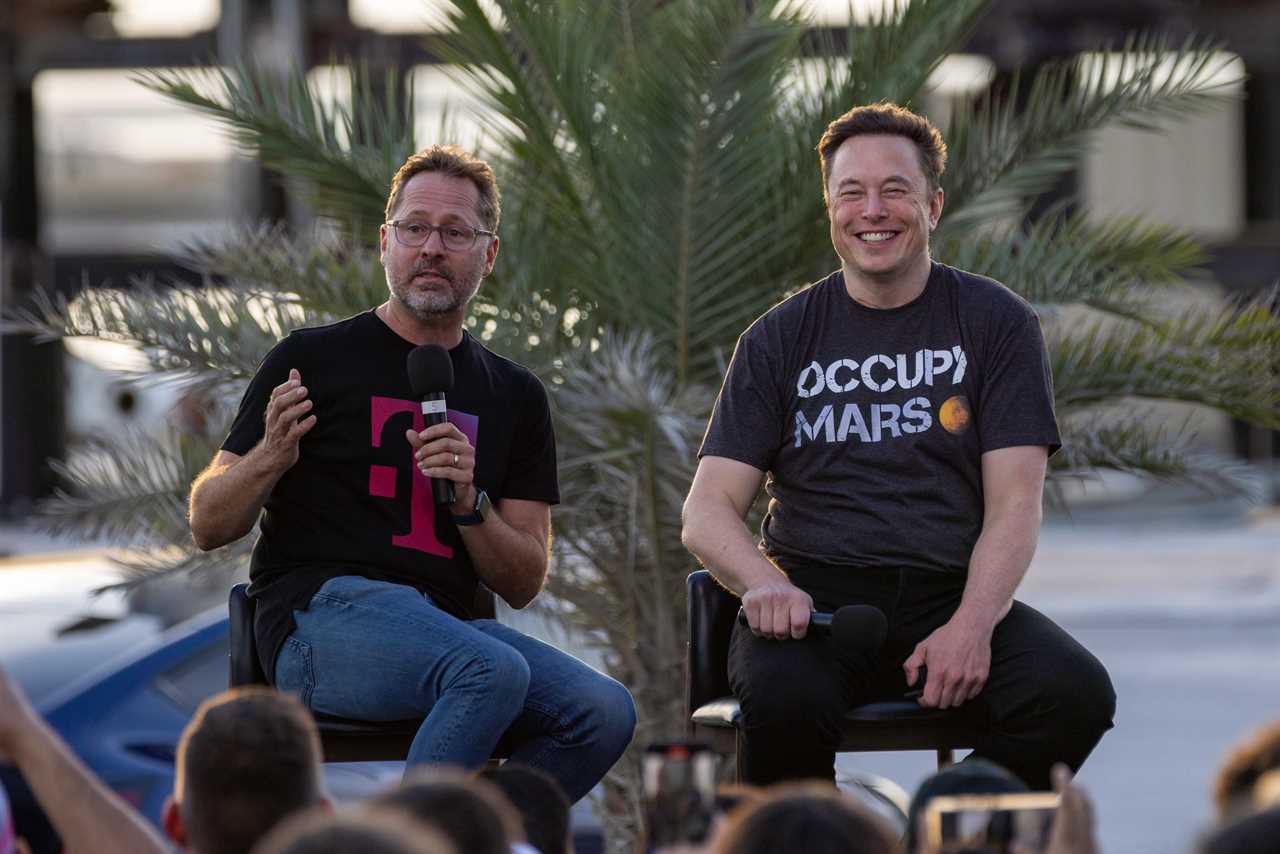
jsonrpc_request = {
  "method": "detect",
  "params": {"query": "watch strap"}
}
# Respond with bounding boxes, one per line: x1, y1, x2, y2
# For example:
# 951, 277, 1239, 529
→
452, 489, 490, 526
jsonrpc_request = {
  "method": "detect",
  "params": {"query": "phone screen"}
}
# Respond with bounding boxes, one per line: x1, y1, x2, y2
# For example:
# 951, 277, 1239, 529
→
922, 792, 1060, 853
643, 742, 717, 847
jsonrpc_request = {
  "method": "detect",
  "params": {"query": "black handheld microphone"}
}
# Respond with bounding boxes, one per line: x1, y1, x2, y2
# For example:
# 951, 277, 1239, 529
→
406, 344, 455, 506
737, 604, 888, 654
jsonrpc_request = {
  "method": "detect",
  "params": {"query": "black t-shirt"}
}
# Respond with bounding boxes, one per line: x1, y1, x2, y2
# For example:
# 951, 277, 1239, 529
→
223, 311, 559, 681
699, 262, 1059, 598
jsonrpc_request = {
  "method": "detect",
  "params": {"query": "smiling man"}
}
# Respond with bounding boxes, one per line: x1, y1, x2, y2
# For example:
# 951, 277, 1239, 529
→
681, 103, 1115, 788
188, 145, 634, 802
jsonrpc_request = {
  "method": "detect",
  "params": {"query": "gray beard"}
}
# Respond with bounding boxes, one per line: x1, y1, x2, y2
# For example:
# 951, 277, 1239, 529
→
389, 275, 481, 320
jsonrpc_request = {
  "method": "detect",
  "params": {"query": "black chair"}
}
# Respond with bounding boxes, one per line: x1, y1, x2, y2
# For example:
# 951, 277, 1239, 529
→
685, 569, 983, 780
229, 582, 505, 763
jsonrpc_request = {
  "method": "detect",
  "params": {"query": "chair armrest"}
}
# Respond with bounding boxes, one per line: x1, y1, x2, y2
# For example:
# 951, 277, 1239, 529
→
228, 583, 268, 687
686, 570, 740, 720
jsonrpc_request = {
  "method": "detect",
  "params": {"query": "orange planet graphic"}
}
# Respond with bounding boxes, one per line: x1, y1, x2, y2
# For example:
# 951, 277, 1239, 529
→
939, 395, 972, 434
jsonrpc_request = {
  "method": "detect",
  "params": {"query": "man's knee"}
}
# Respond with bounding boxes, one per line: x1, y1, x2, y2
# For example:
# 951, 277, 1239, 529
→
1005, 643, 1116, 738
576, 677, 636, 755
1047, 647, 1115, 728
458, 642, 531, 716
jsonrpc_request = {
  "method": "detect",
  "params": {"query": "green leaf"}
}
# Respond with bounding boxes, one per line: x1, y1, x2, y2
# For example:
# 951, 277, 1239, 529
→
1048, 291, 1280, 426
940, 33, 1239, 233
139, 63, 414, 240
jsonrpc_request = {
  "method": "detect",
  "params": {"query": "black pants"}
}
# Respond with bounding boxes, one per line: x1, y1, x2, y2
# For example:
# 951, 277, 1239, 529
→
727, 567, 1116, 790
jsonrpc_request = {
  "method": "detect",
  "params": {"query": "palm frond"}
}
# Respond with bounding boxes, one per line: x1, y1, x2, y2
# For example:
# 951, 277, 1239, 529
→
1053, 413, 1261, 498
832, 0, 989, 109
6, 275, 301, 383
179, 225, 387, 320
1049, 291, 1280, 426
938, 209, 1206, 315
543, 330, 713, 739
941, 33, 1239, 234
105, 541, 251, 593
139, 63, 413, 239
35, 425, 225, 545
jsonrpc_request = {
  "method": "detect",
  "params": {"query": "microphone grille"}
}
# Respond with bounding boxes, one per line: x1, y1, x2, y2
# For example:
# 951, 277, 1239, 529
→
831, 605, 888, 653
406, 345, 454, 397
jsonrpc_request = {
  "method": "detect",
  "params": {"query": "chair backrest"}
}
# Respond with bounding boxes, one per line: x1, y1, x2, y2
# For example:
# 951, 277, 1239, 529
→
228, 583, 268, 687
685, 570, 740, 720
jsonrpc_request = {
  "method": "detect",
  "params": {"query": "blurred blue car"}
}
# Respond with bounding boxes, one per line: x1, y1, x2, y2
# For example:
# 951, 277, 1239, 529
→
0, 554, 603, 853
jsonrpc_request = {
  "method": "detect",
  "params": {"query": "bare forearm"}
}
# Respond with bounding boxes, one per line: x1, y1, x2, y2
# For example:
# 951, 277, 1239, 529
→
681, 500, 786, 596
12, 715, 168, 854
190, 371, 315, 550
188, 447, 286, 550
459, 513, 548, 609
958, 506, 1040, 629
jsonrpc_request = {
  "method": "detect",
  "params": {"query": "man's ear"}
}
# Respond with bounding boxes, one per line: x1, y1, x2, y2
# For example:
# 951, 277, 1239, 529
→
162, 795, 188, 847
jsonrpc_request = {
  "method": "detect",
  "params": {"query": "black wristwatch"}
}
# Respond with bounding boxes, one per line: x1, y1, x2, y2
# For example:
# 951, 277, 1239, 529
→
452, 489, 491, 526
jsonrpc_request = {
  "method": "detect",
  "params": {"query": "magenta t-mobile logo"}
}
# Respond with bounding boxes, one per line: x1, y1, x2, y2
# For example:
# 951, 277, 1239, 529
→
367, 396, 479, 556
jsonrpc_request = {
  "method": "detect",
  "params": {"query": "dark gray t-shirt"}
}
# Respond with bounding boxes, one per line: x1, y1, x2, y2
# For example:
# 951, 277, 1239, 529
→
699, 262, 1059, 586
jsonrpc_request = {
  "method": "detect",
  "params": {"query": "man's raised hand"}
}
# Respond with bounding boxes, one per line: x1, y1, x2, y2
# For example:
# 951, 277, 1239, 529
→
741, 580, 813, 641
260, 368, 316, 471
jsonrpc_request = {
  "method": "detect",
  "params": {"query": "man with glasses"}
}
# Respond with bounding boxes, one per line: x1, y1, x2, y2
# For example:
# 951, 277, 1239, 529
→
188, 145, 635, 801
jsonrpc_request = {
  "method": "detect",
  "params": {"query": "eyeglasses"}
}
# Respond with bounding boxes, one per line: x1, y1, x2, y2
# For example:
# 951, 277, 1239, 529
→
385, 220, 496, 252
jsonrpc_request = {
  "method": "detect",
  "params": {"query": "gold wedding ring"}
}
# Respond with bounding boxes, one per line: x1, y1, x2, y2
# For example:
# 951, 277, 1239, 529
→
453, 452, 459, 466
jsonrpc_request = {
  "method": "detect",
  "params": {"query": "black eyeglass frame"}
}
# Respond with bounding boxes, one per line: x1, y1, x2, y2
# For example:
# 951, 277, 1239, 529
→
384, 220, 497, 251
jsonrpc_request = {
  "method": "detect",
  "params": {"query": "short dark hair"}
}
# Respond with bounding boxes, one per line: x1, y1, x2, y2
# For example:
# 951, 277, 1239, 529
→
816, 102, 947, 201
385, 144, 502, 231
478, 764, 572, 854
175, 687, 323, 854
373, 768, 521, 854
903, 759, 1028, 854
253, 807, 456, 854
1199, 806, 1280, 854
710, 784, 895, 854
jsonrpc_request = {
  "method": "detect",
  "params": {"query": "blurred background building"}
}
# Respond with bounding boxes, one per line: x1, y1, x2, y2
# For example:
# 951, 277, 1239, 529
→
1, 0, 1277, 517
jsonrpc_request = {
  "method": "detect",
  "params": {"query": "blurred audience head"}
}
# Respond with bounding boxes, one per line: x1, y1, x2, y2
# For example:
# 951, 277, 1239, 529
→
478, 763, 572, 854
904, 759, 1029, 854
1198, 805, 1280, 854
165, 687, 326, 854
709, 782, 895, 854
1213, 720, 1280, 820
373, 767, 521, 854
251, 807, 455, 854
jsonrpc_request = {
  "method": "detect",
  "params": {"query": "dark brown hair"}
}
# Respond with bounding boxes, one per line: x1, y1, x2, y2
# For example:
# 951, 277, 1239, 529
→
817, 102, 947, 201
385, 144, 502, 231
175, 687, 323, 854
478, 763, 572, 854
373, 768, 522, 854
710, 783, 896, 854
253, 807, 456, 854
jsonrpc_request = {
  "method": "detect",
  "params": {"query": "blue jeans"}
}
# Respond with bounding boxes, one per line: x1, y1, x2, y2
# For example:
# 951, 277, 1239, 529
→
274, 575, 636, 802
